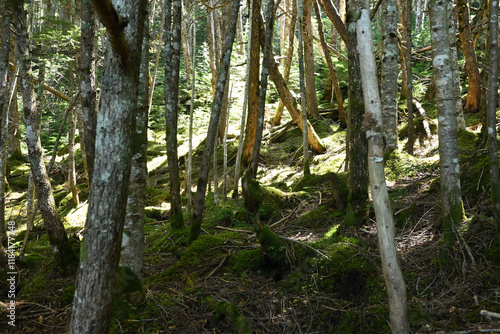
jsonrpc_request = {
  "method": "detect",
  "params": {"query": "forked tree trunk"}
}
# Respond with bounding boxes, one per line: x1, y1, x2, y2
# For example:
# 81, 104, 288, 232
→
165, 0, 184, 229
356, 5, 409, 333
190, 0, 240, 242
251, 0, 277, 179
486, 0, 500, 225
14, 0, 77, 273
69, 0, 147, 332
121, 14, 150, 281
457, 0, 481, 112
380, 0, 398, 151
429, 0, 465, 245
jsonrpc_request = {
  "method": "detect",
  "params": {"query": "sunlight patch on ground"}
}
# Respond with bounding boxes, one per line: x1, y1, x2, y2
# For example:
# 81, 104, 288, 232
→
147, 155, 168, 173
64, 203, 88, 228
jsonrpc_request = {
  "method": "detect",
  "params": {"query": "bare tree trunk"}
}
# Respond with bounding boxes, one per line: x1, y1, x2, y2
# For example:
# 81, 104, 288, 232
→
403, 0, 414, 154
272, 0, 296, 127
121, 15, 150, 280
234, 0, 253, 197
356, 5, 409, 333
14, 0, 77, 273
314, 0, 346, 128
447, 2, 466, 130
223, 85, 232, 199
165, 0, 185, 229
429, 0, 465, 245
67, 57, 79, 205
242, 0, 262, 164
0, 0, 12, 242
486, 0, 500, 226
415, 0, 422, 32
297, 0, 310, 176
190, 0, 240, 242
69, 0, 147, 332
303, 0, 319, 118
7, 35, 21, 158
380, 0, 398, 151
251, 0, 279, 179
181, 3, 192, 85
187, 3, 197, 209
318, 0, 348, 47
345, 0, 368, 226
457, 0, 481, 112
80, 0, 97, 184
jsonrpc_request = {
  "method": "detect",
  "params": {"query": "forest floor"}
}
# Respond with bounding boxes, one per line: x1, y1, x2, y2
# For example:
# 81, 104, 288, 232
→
1, 68, 500, 332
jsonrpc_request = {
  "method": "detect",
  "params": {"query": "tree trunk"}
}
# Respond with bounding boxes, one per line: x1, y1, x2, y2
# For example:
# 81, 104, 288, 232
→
0, 0, 12, 242
242, 0, 262, 164
187, 4, 197, 209
415, 0, 422, 32
181, 3, 192, 85
429, 0, 465, 245
403, 0, 414, 154
14, 0, 78, 273
380, 0, 398, 151
69, 0, 147, 332
190, 0, 240, 242
447, 2, 466, 130
314, 1, 346, 128
67, 57, 79, 205
7, 35, 21, 158
297, 0, 310, 176
251, 0, 277, 179
356, 5, 409, 333
345, 0, 369, 226
80, 0, 97, 184
486, 0, 500, 226
457, 0, 481, 112
120, 12, 150, 281
272, 0, 296, 127
165, 0, 184, 229
303, 0, 319, 118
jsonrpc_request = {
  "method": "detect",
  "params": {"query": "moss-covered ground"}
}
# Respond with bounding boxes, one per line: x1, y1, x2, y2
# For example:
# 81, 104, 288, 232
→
1, 58, 500, 333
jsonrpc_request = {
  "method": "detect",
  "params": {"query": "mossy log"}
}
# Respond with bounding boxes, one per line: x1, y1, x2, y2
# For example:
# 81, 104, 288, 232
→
211, 300, 252, 334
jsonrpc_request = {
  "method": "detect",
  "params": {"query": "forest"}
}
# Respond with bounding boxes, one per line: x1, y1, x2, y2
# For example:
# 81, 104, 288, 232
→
0, 0, 499, 333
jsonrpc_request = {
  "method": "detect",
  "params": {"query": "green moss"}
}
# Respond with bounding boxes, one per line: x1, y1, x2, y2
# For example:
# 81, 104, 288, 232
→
256, 225, 287, 276
457, 129, 479, 159
210, 300, 253, 334
145, 186, 170, 206
231, 248, 263, 272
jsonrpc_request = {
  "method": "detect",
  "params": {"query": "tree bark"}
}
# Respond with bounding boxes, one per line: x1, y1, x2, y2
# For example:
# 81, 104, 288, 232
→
69, 0, 147, 332
345, 0, 368, 226
380, 0, 398, 151
80, 0, 97, 184
447, 2, 466, 130
486, 0, 500, 226
402, 0, 414, 154
303, 0, 319, 118
272, 0, 296, 126
356, 6, 409, 333
457, 0, 481, 112
121, 17, 149, 280
242, 0, 262, 164
429, 0, 465, 245
0, 0, 12, 242
165, 0, 185, 229
14, 0, 78, 273
189, 0, 240, 242
251, 0, 278, 178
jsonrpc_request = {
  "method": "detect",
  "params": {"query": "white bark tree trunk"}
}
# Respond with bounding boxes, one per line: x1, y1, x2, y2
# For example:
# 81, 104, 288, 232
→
355, 5, 409, 333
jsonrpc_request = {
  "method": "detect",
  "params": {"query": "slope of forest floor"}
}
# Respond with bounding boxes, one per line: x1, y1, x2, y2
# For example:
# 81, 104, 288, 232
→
1, 77, 500, 332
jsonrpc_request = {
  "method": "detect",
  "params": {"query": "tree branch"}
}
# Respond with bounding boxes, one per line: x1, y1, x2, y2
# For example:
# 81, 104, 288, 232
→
90, 0, 130, 61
